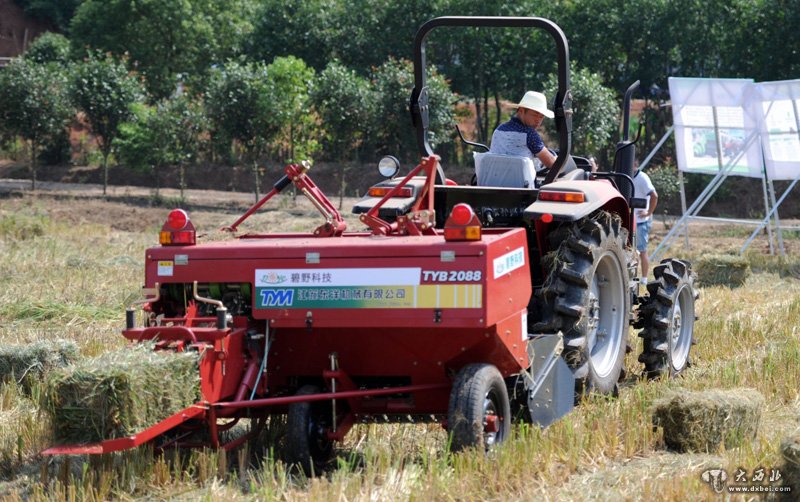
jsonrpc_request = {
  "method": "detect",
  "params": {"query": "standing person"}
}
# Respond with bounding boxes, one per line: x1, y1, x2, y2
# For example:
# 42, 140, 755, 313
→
633, 160, 658, 283
489, 91, 557, 170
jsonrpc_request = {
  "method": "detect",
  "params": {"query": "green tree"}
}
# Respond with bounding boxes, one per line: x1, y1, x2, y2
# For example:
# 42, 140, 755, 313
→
70, 52, 145, 194
23, 32, 72, 66
311, 62, 373, 161
115, 104, 169, 194
156, 95, 207, 199
245, 0, 334, 71
0, 59, 72, 189
70, 0, 256, 99
14, 0, 84, 31
205, 61, 280, 200
266, 56, 317, 164
311, 61, 373, 205
543, 65, 620, 160
116, 96, 207, 199
369, 58, 457, 163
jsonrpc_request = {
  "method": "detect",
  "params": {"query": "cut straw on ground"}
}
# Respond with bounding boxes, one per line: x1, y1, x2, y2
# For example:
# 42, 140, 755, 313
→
0, 340, 79, 389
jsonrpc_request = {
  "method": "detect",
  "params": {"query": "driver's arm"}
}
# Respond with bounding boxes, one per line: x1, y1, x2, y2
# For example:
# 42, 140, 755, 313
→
536, 148, 557, 169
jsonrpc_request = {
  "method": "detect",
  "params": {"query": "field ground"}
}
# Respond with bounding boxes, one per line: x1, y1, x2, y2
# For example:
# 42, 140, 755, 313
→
1, 181, 799, 501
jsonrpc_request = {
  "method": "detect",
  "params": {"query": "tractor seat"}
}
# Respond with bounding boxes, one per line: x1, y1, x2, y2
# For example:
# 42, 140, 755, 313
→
473, 152, 540, 188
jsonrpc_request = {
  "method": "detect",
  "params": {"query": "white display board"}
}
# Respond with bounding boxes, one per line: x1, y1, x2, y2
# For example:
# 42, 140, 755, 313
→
755, 79, 800, 180
669, 77, 763, 177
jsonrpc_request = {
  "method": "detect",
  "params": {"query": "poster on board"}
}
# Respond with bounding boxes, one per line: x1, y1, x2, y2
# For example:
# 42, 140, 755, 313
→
756, 80, 800, 181
669, 78, 763, 178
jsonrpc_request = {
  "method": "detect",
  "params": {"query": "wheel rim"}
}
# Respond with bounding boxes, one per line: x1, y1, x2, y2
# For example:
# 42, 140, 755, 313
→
586, 251, 626, 378
670, 283, 694, 371
482, 390, 504, 449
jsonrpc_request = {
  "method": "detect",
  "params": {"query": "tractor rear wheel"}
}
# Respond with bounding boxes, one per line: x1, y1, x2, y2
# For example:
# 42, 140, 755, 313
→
637, 259, 698, 378
285, 385, 334, 475
448, 364, 511, 453
533, 210, 631, 398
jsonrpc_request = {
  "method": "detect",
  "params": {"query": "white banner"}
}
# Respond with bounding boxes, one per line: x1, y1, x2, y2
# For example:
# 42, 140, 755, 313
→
255, 268, 421, 287
755, 79, 800, 181
669, 77, 763, 177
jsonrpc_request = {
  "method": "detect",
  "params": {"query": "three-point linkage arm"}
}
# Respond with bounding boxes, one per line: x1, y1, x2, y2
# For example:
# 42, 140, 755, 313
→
222, 162, 346, 237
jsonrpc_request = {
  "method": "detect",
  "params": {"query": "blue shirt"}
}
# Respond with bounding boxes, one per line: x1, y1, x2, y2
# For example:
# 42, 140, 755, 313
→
489, 116, 545, 160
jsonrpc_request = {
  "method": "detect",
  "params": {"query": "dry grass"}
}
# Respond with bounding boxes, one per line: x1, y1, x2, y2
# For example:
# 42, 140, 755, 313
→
1, 193, 799, 500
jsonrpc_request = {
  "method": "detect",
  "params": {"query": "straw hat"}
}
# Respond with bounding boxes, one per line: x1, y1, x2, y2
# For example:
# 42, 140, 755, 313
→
517, 91, 554, 119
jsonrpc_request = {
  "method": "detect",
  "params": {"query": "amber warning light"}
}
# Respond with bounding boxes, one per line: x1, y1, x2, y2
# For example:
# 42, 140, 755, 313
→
538, 190, 585, 203
444, 203, 482, 241
367, 186, 414, 198
160, 209, 196, 245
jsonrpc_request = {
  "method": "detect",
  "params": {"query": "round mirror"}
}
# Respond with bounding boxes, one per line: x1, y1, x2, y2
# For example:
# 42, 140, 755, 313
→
378, 156, 400, 178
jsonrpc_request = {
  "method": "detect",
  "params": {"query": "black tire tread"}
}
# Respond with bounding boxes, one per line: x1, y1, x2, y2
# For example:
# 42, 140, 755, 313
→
532, 210, 632, 398
285, 385, 333, 475
636, 259, 698, 378
448, 364, 511, 453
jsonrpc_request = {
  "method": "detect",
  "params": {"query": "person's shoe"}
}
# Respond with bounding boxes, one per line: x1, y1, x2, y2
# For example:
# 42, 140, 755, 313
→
641, 277, 648, 286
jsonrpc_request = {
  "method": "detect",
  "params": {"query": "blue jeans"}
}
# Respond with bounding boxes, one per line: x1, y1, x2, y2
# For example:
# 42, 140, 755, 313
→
636, 220, 652, 252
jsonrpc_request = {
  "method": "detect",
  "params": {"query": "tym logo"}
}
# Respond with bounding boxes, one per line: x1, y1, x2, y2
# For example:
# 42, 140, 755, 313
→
260, 289, 294, 307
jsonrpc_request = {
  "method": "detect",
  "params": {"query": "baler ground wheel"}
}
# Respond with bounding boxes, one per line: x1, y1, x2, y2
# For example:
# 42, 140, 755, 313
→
637, 258, 698, 378
285, 385, 334, 475
447, 363, 511, 453
533, 210, 630, 399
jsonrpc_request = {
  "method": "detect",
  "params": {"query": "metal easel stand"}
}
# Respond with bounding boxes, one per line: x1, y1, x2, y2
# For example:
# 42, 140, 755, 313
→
651, 132, 759, 264
740, 175, 800, 255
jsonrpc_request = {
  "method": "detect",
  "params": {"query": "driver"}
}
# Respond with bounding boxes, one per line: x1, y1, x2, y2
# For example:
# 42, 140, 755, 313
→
489, 91, 557, 170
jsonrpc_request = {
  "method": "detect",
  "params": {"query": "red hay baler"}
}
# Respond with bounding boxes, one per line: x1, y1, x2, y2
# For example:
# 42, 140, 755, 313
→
43, 17, 697, 473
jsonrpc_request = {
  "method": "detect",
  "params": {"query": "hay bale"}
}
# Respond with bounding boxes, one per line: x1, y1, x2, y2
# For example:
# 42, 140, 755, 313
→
780, 435, 800, 498
652, 388, 764, 452
695, 254, 750, 288
0, 340, 79, 387
44, 344, 200, 444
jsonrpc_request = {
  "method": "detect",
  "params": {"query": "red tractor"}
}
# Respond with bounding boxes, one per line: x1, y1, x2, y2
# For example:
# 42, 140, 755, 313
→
43, 16, 697, 472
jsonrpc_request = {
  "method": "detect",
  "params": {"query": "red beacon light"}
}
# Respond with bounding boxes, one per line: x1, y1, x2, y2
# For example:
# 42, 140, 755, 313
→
160, 209, 196, 246
444, 203, 482, 241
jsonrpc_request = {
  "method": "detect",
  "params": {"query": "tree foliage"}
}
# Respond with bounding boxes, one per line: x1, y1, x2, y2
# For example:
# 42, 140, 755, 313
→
13, 0, 83, 31
70, 52, 145, 193
368, 58, 456, 163
311, 61, 373, 161
23, 32, 71, 66
205, 61, 280, 198
116, 96, 206, 197
266, 56, 317, 163
9, 0, 800, 175
70, 0, 256, 99
0, 59, 72, 189
543, 66, 620, 158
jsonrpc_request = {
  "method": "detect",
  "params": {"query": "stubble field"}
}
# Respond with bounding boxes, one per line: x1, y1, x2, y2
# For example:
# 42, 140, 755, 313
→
1, 183, 799, 501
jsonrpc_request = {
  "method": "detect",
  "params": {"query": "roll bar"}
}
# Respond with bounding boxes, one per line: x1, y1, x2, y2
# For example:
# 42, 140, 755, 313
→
411, 16, 572, 184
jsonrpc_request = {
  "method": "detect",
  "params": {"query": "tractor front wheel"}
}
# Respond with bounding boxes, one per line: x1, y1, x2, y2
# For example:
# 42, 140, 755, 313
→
534, 211, 631, 398
447, 363, 511, 453
285, 385, 334, 475
637, 259, 698, 378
